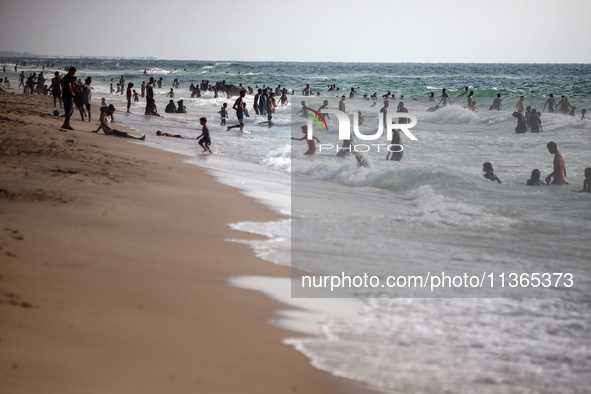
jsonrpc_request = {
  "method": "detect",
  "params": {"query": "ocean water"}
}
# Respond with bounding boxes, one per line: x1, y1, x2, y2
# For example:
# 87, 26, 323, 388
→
3, 58, 591, 393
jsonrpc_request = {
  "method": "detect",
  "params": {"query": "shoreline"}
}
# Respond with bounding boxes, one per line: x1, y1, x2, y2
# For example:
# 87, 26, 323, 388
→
0, 91, 375, 393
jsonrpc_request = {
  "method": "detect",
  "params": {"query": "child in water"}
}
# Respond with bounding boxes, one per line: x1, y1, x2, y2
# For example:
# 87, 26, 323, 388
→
526, 169, 544, 186
196, 117, 212, 153
579, 167, 591, 193
219, 103, 228, 125
483, 162, 502, 183
292, 125, 320, 155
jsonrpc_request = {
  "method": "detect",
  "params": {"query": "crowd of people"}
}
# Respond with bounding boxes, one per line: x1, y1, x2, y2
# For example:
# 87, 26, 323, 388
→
2, 62, 589, 188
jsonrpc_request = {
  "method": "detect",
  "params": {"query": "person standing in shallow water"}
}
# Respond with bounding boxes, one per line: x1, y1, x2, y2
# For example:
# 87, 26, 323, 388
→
483, 162, 502, 183
490, 94, 502, 111
145, 77, 155, 115
528, 109, 542, 133
292, 125, 320, 155
545, 141, 568, 185
543, 94, 557, 112
438, 88, 451, 106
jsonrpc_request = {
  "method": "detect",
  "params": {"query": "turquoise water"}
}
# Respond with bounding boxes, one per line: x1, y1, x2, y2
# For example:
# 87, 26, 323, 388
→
3, 58, 590, 393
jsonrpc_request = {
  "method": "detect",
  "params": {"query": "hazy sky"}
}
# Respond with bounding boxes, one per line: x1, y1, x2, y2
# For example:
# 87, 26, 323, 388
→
1, 0, 590, 63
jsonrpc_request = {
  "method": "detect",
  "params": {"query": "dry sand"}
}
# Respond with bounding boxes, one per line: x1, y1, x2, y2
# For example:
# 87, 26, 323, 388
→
0, 92, 374, 393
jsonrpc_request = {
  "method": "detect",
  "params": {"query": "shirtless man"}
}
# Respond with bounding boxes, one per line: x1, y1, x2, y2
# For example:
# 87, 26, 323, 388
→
543, 94, 557, 112
227, 90, 246, 132
318, 100, 330, 120
490, 94, 502, 111
516, 96, 525, 113
545, 141, 568, 185
339, 96, 346, 113
557, 96, 572, 113
302, 84, 312, 96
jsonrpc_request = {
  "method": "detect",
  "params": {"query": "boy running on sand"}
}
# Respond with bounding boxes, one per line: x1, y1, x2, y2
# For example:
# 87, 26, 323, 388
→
196, 117, 212, 153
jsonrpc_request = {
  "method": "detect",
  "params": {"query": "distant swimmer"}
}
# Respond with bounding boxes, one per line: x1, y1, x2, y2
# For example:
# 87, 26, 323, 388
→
467, 91, 474, 106
482, 162, 502, 183
525, 106, 532, 123
468, 101, 479, 112
438, 88, 451, 106
302, 84, 313, 96
426, 105, 441, 112
296, 101, 309, 117
581, 109, 588, 120
579, 167, 591, 192
165, 99, 176, 113
569, 106, 576, 117
529, 109, 542, 133
489, 94, 502, 111
279, 91, 288, 106
292, 125, 320, 155
156, 130, 184, 138
356, 153, 369, 168
526, 169, 544, 186
339, 96, 346, 113
558, 96, 574, 113
543, 94, 557, 112
380, 101, 389, 125
460, 87, 469, 96
545, 141, 568, 185
167, 88, 175, 98
176, 99, 187, 113
318, 100, 330, 120
386, 129, 403, 161
513, 111, 528, 133
196, 117, 212, 154
429, 92, 436, 102
349, 87, 356, 99
382, 91, 391, 99
516, 96, 525, 113
397, 101, 409, 124
357, 111, 364, 126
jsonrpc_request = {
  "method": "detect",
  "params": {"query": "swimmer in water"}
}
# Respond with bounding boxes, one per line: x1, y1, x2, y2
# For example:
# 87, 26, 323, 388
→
483, 162, 502, 183
292, 125, 320, 155
526, 169, 544, 186
579, 167, 591, 192
545, 141, 568, 185
543, 94, 557, 112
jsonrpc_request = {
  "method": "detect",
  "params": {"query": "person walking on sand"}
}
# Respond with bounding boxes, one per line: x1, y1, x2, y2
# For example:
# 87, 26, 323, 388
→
196, 117, 212, 153
227, 90, 246, 132
545, 141, 568, 185
61, 67, 76, 131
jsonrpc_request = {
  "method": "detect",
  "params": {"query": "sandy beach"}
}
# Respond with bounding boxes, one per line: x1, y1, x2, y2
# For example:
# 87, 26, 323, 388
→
0, 91, 373, 393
